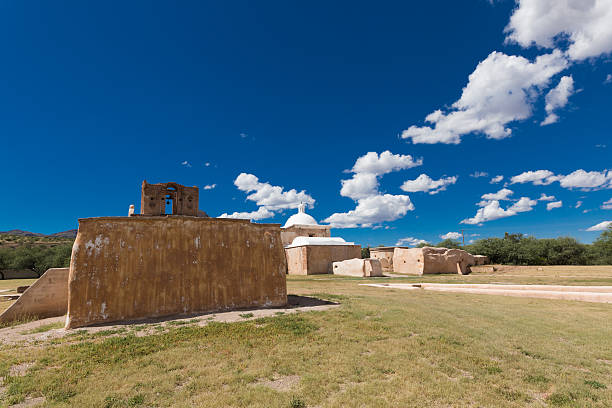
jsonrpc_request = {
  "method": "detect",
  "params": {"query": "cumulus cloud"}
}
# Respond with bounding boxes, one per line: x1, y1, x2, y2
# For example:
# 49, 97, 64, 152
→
575, 200, 583, 208
218, 207, 274, 221
441, 232, 462, 240
401, 50, 568, 144
505, 0, 612, 61
181, 160, 192, 168
462, 192, 537, 225
203, 184, 216, 190
481, 188, 514, 202
511, 169, 612, 190
510, 170, 560, 185
541, 75, 574, 125
325, 151, 419, 228
602, 198, 612, 210
559, 170, 612, 190
586, 220, 612, 231
350, 151, 423, 175
605, 74, 612, 84
324, 194, 415, 228
538, 193, 556, 201
396, 237, 429, 247
220, 173, 315, 221
470, 171, 489, 178
547, 200, 563, 210
400, 174, 458, 195
490, 175, 504, 184
234, 173, 315, 210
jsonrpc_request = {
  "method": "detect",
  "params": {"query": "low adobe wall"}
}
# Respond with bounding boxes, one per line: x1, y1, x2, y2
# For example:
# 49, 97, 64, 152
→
369, 248, 396, 272
286, 245, 361, 275
332, 258, 383, 277
66, 216, 287, 329
0, 268, 69, 324
393, 247, 475, 275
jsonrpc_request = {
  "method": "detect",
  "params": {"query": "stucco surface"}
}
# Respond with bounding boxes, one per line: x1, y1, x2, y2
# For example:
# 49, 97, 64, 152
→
66, 216, 287, 329
393, 247, 475, 275
285, 245, 361, 275
369, 248, 396, 272
0, 268, 69, 324
332, 258, 383, 277
280, 225, 331, 247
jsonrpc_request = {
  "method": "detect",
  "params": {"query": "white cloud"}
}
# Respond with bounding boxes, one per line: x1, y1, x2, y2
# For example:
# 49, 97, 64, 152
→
234, 173, 315, 211
462, 194, 537, 225
605, 74, 612, 84
221, 173, 315, 221
340, 173, 379, 200
602, 198, 612, 210
538, 193, 556, 201
490, 175, 504, 184
470, 171, 489, 178
400, 174, 458, 195
586, 221, 612, 231
350, 151, 423, 175
203, 184, 217, 190
204, 162, 211, 167
396, 237, 429, 247
461, 200, 517, 225
441, 232, 462, 240
481, 188, 514, 201
558, 169, 612, 190
509, 197, 538, 213
218, 207, 274, 221
575, 200, 583, 208
511, 169, 612, 190
510, 170, 560, 185
541, 75, 574, 125
324, 194, 415, 228
181, 160, 192, 168
546, 200, 563, 210
401, 50, 568, 144
505, 0, 612, 61
327, 151, 420, 227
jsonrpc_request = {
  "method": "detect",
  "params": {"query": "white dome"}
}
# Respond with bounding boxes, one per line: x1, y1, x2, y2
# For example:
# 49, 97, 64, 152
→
283, 203, 318, 228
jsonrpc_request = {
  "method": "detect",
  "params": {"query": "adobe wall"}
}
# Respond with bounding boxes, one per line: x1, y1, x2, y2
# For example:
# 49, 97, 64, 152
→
393, 247, 475, 275
280, 225, 331, 247
369, 247, 397, 272
285, 245, 361, 275
332, 258, 383, 277
66, 216, 287, 329
0, 268, 69, 324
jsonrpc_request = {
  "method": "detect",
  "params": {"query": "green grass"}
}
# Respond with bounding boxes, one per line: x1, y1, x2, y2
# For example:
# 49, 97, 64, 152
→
20, 322, 64, 335
0, 270, 611, 407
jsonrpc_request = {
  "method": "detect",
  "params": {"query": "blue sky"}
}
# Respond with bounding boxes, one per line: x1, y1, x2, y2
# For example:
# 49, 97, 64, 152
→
1, 0, 611, 246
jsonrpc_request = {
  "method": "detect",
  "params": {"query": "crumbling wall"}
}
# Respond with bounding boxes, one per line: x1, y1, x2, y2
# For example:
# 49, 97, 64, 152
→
332, 258, 383, 277
280, 225, 331, 247
140, 181, 199, 216
393, 247, 475, 275
0, 268, 69, 324
66, 216, 287, 328
285, 245, 361, 275
369, 248, 396, 272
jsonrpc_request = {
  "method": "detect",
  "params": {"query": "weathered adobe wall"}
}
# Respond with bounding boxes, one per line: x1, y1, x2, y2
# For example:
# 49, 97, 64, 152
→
66, 216, 287, 329
285, 245, 361, 275
369, 248, 395, 272
393, 247, 475, 275
0, 268, 69, 324
332, 258, 383, 277
280, 226, 331, 247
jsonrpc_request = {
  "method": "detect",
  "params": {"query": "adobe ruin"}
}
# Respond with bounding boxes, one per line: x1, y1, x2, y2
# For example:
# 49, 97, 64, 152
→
285, 237, 361, 275
393, 247, 476, 275
64, 181, 287, 328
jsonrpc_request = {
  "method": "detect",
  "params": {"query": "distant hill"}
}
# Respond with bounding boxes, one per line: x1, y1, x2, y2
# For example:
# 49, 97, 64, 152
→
0, 229, 77, 238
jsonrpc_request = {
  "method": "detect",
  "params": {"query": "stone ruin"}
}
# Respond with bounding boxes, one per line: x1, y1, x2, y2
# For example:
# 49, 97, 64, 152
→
1, 181, 288, 328
393, 247, 477, 275
371, 246, 490, 275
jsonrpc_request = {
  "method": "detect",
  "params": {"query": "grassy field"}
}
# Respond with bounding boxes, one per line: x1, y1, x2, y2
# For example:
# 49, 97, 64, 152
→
0, 268, 611, 407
